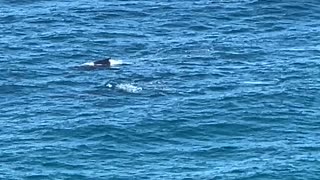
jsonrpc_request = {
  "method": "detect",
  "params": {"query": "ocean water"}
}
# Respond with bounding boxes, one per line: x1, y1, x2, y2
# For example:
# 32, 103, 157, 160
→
1, 0, 320, 179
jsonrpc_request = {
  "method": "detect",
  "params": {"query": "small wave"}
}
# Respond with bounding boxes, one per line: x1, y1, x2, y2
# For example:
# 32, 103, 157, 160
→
242, 80, 278, 85
106, 83, 142, 93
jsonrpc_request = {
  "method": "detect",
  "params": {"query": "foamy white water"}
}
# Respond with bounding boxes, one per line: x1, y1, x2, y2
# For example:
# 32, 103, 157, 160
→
82, 62, 95, 66
106, 83, 142, 93
109, 59, 123, 66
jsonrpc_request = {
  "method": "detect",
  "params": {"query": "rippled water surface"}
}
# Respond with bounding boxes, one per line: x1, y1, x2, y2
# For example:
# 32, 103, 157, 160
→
1, 0, 320, 179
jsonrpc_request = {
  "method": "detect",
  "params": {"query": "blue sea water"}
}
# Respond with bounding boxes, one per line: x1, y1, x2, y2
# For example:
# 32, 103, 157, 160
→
1, 0, 320, 179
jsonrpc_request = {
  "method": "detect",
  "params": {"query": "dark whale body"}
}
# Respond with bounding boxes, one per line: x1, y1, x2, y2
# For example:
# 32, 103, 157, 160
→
93, 58, 111, 67
76, 57, 124, 71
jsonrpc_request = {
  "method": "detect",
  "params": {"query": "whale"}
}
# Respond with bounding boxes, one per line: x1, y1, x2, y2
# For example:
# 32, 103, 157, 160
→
92, 58, 111, 67
81, 58, 124, 69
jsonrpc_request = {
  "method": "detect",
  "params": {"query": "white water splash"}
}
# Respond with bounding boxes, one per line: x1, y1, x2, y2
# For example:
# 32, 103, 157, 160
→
109, 59, 123, 66
82, 62, 95, 66
106, 83, 142, 93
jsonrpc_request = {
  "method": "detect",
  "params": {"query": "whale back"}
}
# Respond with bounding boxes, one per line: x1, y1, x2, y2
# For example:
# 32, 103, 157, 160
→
94, 58, 111, 66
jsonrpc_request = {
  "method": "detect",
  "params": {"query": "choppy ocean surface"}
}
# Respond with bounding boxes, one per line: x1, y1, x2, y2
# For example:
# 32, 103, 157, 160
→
1, 0, 320, 179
